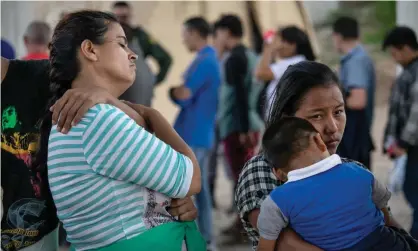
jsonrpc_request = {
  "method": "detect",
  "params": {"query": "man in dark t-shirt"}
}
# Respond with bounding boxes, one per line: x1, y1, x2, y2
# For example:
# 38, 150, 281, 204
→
1, 59, 58, 251
213, 15, 263, 239
1, 58, 120, 251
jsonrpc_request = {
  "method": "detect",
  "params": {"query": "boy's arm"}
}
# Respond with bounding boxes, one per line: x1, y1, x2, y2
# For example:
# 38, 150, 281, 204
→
372, 177, 391, 210
250, 208, 322, 251
257, 237, 276, 251
257, 196, 289, 251
371, 177, 401, 227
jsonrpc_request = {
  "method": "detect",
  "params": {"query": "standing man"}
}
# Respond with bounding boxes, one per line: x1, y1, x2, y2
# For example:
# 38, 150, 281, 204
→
119, 22, 156, 106
382, 26, 418, 239
170, 17, 221, 251
1, 57, 117, 251
214, 14, 264, 238
1, 58, 58, 251
112, 1, 172, 105
22, 21, 51, 60
332, 16, 376, 169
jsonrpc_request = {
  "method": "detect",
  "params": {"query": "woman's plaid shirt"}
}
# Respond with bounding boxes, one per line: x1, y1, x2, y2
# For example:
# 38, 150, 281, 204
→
234, 154, 366, 250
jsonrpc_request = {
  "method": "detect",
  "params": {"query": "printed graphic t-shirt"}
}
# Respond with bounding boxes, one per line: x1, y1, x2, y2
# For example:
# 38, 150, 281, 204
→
1, 59, 58, 251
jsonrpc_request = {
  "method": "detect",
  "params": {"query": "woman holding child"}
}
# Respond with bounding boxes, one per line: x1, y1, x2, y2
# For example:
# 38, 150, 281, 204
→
33, 10, 205, 251
235, 61, 415, 250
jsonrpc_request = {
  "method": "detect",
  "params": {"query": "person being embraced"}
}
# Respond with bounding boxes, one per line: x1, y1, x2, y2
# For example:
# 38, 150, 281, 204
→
33, 10, 205, 251
257, 116, 415, 251
235, 61, 405, 251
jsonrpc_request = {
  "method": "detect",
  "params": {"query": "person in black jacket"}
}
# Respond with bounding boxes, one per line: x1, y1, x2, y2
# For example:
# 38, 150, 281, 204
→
382, 26, 418, 239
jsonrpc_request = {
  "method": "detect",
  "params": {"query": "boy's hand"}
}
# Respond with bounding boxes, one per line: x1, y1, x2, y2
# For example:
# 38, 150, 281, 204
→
168, 197, 197, 222
51, 87, 116, 133
257, 237, 276, 251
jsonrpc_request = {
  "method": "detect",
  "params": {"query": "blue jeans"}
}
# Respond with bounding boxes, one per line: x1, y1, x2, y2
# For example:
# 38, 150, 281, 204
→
191, 147, 213, 243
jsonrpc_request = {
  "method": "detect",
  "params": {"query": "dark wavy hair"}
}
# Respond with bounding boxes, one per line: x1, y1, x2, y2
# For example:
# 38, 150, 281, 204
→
278, 26, 316, 61
33, 10, 118, 175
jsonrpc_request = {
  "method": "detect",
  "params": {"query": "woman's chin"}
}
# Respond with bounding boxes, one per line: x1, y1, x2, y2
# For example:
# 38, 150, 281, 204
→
326, 143, 339, 154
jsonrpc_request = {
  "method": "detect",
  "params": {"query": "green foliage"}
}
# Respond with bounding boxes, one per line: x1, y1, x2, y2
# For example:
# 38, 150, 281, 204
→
319, 1, 396, 45
318, 8, 357, 28
363, 1, 396, 45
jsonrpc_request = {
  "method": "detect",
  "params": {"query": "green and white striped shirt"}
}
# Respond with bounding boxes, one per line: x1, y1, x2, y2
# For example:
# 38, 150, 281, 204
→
47, 104, 193, 251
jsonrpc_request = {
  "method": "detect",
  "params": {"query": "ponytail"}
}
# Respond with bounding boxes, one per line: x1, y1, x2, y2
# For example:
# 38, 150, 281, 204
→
32, 56, 75, 175
31, 10, 116, 175
297, 42, 316, 61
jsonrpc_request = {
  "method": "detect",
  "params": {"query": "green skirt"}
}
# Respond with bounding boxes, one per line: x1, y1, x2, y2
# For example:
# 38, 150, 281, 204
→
70, 221, 206, 251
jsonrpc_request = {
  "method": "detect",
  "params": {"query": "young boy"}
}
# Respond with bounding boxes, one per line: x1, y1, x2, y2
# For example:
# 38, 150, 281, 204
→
257, 117, 415, 251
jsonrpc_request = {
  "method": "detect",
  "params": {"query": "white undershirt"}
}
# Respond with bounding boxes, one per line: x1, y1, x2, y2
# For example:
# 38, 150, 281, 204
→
264, 55, 306, 120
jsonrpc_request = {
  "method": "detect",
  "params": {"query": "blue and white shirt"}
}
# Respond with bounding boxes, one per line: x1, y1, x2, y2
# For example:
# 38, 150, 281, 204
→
47, 104, 193, 251
257, 154, 390, 250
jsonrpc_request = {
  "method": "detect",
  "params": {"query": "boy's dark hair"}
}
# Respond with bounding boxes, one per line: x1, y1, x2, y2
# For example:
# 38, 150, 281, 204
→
332, 16, 359, 39
184, 16, 211, 38
382, 26, 418, 51
262, 117, 318, 169
214, 14, 243, 38
113, 1, 130, 9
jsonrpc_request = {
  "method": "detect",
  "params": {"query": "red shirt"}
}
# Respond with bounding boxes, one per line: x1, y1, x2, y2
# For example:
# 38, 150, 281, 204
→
22, 52, 49, 60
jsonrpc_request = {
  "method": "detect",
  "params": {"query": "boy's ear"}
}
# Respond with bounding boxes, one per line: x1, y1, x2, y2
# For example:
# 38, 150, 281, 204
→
312, 133, 327, 152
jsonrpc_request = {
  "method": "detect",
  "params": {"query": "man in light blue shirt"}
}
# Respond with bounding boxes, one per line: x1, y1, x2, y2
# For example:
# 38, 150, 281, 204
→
170, 16, 221, 251
332, 16, 376, 169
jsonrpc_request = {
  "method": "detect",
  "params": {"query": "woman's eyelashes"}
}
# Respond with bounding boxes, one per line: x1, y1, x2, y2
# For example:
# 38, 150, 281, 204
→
309, 110, 344, 121
309, 114, 322, 121
334, 107, 345, 117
